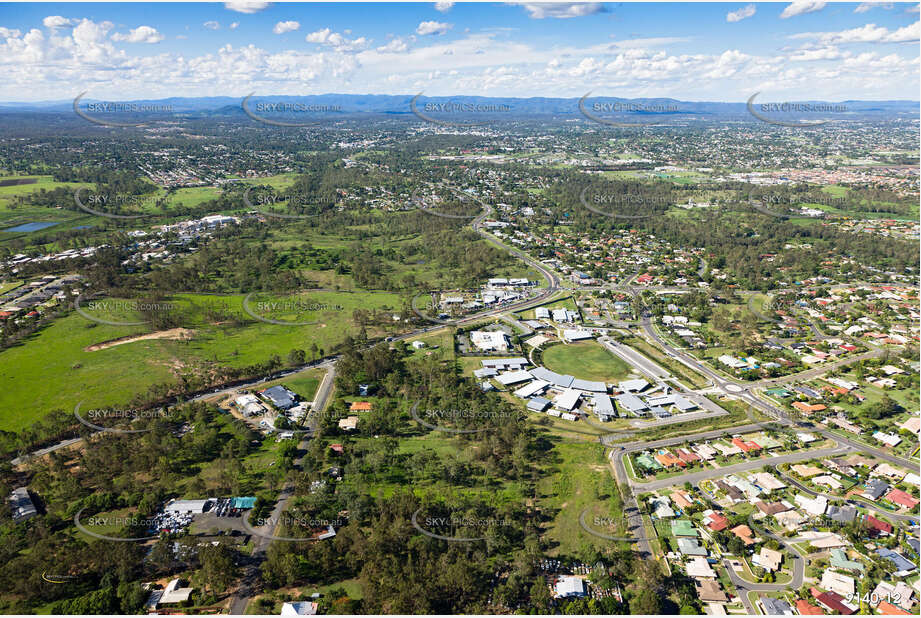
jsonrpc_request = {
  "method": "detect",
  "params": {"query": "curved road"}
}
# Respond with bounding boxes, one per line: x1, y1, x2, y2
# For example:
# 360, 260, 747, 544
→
723, 514, 806, 594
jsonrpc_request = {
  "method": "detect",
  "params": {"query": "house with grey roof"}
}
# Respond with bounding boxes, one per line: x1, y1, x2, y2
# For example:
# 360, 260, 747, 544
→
760, 596, 794, 615
862, 478, 889, 501
9, 487, 36, 521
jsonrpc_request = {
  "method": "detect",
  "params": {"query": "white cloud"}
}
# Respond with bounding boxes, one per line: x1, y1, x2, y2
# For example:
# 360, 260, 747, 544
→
0, 13, 917, 102
511, 3, 605, 19
224, 0, 270, 13
609, 36, 691, 49
855, 2, 893, 13
43, 16, 74, 30
780, 1, 826, 19
71, 18, 118, 63
230, 22, 240, 30
416, 21, 452, 36
791, 21, 920, 44
727, 5, 756, 23
203, 21, 221, 30
377, 37, 409, 53
305, 28, 369, 51
112, 26, 164, 44
789, 45, 846, 61
435, 1, 454, 12
273, 21, 300, 35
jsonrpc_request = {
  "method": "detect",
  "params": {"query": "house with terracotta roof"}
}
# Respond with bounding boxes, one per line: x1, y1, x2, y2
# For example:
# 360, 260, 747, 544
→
671, 490, 693, 509
792, 401, 826, 415
794, 599, 823, 615
878, 601, 911, 615
730, 524, 755, 545
655, 452, 685, 468
731, 437, 761, 453
349, 401, 373, 412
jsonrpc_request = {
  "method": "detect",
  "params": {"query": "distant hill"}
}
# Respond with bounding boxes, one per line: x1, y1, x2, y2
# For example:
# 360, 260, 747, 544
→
0, 94, 917, 119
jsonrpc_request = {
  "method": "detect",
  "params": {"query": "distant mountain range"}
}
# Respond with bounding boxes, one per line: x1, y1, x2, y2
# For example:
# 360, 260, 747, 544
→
1, 94, 917, 117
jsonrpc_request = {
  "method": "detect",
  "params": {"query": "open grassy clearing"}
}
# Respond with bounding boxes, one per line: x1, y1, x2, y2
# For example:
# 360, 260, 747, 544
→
541, 340, 632, 382
0, 290, 402, 431
535, 440, 629, 555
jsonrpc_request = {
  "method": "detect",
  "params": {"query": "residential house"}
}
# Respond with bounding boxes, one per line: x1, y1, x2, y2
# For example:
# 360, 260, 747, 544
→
281, 601, 319, 616
820, 570, 855, 598
730, 524, 755, 546
753, 547, 783, 572
760, 596, 794, 615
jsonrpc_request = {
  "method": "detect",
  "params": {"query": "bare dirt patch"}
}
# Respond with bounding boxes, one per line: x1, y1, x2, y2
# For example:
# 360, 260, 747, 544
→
85, 328, 195, 352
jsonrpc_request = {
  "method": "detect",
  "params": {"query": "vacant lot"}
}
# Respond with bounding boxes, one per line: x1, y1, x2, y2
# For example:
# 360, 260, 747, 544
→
0, 290, 403, 432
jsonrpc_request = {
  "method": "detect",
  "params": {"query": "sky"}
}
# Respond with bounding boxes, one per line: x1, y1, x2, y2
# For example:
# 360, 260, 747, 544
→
0, 1, 918, 102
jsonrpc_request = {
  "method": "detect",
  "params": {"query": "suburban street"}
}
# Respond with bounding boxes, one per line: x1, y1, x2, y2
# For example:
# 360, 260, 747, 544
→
629, 442, 853, 491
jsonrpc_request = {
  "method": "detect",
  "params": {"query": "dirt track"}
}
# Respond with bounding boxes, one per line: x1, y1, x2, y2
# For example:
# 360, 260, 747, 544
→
84, 328, 195, 351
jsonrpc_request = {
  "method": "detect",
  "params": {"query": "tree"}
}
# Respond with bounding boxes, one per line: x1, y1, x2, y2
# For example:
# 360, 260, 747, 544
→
630, 588, 662, 614
529, 579, 553, 611
287, 348, 306, 365
196, 542, 237, 598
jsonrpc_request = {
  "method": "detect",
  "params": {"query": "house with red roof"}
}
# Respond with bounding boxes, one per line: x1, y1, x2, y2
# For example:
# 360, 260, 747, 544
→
865, 514, 893, 536
885, 488, 920, 510
329, 443, 344, 454
675, 448, 701, 464
814, 590, 855, 615
704, 512, 729, 532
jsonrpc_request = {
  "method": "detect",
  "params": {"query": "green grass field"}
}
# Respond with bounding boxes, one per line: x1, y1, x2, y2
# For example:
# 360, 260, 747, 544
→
0, 290, 402, 432
537, 441, 629, 555
0, 176, 96, 234
0, 280, 23, 294
541, 341, 631, 382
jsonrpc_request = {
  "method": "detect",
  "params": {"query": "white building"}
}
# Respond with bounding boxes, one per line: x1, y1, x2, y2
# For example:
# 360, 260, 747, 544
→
164, 499, 210, 514
555, 576, 586, 598
281, 602, 318, 616
470, 331, 510, 352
